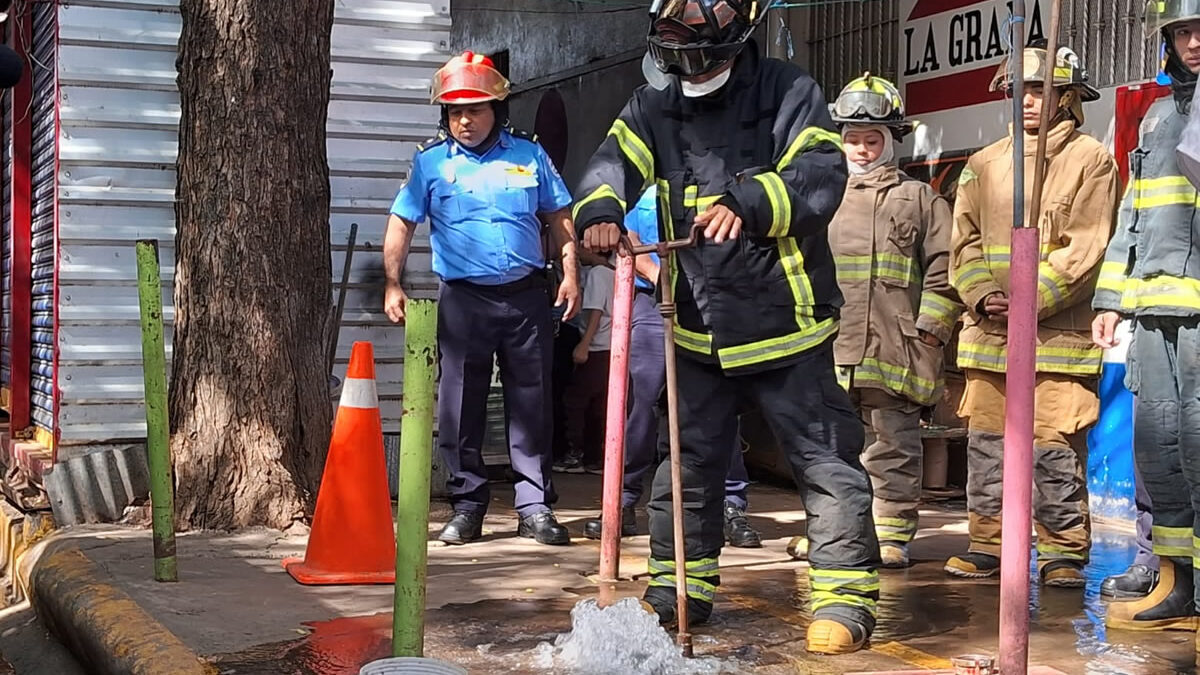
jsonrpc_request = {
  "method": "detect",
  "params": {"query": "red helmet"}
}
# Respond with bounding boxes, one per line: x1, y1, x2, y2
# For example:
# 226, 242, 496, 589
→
430, 51, 511, 105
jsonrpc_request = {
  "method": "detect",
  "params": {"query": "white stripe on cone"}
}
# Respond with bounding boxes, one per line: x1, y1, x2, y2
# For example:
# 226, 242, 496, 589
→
339, 377, 379, 409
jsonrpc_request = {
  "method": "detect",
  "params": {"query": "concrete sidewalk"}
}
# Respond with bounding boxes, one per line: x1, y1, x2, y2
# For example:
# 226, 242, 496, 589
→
9, 475, 1192, 674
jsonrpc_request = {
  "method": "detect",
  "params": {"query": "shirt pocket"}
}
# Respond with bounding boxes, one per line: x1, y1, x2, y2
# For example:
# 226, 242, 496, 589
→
880, 197, 919, 288
497, 170, 540, 216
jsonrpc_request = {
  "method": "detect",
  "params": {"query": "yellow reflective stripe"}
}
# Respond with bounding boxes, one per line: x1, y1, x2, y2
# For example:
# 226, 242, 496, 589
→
952, 260, 992, 289
834, 253, 915, 284
648, 557, 720, 575
777, 126, 844, 170
1130, 175, 1198, 209
753, 173, 792, 237
778, 237, 816, 327
919, 292, 959, 325
1037, 263, 1070, 310
1119, 275, 1200, 313
956, 342, 1100, 376
659, 180, 679, 309
1034, 544, 1087, 559
851, 357, 939, 404
674, 326, 714, 355
607, 120, 653, 190
647, 574, 717, 602
874, 252, 915, 283
875, 516, 917, 543
571, 185, 626, 221
810, 579, 881, 593
1095, 261, 1127, 293
1151, 526, 1192, 558
1132, 192, 1200, 209
811, 592, 878, 615
717, 319, 837, 370
836, 366, 852, 391
1134, 176, 1193, 190
682, 186, 722, 213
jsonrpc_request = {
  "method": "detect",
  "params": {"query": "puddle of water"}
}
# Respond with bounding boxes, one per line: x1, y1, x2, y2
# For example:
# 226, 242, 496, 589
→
210, 614, 391, 675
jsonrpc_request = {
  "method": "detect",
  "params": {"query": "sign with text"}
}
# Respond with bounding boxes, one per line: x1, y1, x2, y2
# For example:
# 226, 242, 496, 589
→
900, 0, 1046, 115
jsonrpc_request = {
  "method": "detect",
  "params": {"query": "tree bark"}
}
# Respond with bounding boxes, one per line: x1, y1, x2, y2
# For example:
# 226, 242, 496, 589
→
171, 0, 335, 530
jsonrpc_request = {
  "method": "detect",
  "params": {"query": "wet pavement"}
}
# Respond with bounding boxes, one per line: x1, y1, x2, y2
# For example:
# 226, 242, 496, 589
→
26, 475, 1199, 674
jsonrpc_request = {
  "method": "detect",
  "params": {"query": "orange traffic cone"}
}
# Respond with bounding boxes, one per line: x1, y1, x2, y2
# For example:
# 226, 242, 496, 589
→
284, 342, 396, 584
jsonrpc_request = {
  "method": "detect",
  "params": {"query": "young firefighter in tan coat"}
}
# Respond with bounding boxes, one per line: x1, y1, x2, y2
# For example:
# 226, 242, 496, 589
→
826, 74, 960, 569
945, 43, 1120, 586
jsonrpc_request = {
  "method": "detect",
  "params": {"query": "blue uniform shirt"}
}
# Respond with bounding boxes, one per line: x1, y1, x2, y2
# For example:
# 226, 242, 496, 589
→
390, 129, 573, 285
626, 186, 661, 290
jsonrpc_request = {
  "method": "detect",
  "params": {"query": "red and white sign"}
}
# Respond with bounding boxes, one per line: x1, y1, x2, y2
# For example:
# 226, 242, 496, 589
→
900, 0, 1046, 116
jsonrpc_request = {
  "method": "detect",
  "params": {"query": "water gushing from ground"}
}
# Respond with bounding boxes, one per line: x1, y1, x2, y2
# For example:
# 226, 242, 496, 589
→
531, 598, 733, 674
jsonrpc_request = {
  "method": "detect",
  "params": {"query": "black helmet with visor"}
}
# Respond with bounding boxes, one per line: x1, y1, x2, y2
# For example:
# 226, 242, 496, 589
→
646, 0, 768, 77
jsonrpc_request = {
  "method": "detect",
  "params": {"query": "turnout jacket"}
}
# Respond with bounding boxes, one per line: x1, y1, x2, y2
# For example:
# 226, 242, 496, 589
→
1094, 98, 1200, 318
829, 164, 959, 406
573, 46, 848, 374
952, 120, 1120, 377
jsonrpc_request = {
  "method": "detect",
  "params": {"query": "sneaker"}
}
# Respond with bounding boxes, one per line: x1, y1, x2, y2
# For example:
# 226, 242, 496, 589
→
552, 455, 586, 474
945, 552, 1000, 579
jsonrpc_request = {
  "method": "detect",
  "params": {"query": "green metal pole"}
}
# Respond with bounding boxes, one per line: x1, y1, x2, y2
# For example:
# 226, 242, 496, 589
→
393, 298, 437, 656
135, 239, 177, 583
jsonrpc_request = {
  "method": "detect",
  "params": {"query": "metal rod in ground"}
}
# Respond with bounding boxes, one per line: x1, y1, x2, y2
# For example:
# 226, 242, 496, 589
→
598, 252, 637, 607
134, 239, 177, 583
393, 299, 438, 657
998, 0, 1037, 670
659, 254, 692, 657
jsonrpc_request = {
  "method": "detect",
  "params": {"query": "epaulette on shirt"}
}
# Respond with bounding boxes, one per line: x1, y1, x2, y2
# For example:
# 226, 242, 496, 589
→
505, 125, 539, 143
417, 129, 449, 153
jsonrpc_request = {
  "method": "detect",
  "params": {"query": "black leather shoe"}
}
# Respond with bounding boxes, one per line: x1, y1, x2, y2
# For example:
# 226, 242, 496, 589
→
724, 501, 762, 548
438, 511, 483, 545
583, 506, 637, 540
518, 511, 570, 545
1102, 563, 1158, 600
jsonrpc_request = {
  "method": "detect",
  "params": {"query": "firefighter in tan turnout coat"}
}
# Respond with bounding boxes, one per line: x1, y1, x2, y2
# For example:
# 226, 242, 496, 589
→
824, 73, 959, 569
944, 43, 1120, 586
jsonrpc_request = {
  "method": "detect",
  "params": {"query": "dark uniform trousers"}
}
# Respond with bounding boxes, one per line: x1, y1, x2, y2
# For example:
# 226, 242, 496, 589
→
646, 341, 881, 630
1127, 317, 1200, 592
436, 276, 556, 519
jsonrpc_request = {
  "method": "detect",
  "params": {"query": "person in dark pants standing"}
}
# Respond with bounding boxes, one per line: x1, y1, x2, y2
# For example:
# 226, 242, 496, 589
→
383, 51, 580, 546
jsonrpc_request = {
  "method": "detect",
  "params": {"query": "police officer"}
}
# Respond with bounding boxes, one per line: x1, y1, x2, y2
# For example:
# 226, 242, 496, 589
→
946, 42, 1119, 585
384, 52, 581, 546
1097, 3, 1200, 634
579, 185, 763, 549
577, 0, 879, 655
826, 73, 959, 569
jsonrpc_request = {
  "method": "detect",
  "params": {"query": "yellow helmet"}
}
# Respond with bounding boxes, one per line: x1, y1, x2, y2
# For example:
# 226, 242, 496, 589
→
829, 72, 915, 138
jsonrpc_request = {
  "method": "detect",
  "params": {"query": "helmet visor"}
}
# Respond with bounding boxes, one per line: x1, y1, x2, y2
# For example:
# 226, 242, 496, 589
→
647, 37, 744, 76
1145, 0, 1200, 37
832, 90, 897, 121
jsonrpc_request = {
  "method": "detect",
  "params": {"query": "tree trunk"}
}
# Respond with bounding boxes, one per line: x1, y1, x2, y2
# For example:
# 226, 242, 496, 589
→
170, 0, 336, 530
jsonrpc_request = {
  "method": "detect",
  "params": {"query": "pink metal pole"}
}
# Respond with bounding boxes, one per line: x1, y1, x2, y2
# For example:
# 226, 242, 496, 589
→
1000, 226, 1037, 674
597, 252, 637, 607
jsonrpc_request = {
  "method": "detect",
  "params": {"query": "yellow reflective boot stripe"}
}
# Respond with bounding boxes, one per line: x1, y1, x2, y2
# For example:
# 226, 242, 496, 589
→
875, 516, 917, 543
647, 574, 717, 602
778, 126, 844, 170
647, 557, 720, 576
717, 319, 838, 370
1095, 261, 1127, 294
571, 185, 626, 221
1152, 526, 1193, 557
607, 120, 653, 190
1119, 275, 1200, 313
753, 172, 792, 237
919, 292, 960, 325
1034, 544, 1086, 560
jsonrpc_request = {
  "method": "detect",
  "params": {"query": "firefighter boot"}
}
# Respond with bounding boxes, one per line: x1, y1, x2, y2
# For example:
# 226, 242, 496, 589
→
1040, 560, 1086, 588
642, 584, 713, 627
1106, 558, 1198, 632
944, 552, 1000, 579
1101, 564, 1157, 600
724, 501, 762, 548
806, 616, 869, 655
786, 536, 808, 560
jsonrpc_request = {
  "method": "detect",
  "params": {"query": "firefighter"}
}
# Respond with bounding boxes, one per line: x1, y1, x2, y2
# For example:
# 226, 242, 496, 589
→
1096, 6, 1200, 634
826, 73, 959, 569
576, 0, 879, 655
384, 52, 580, 546
944, 42, 1119, 586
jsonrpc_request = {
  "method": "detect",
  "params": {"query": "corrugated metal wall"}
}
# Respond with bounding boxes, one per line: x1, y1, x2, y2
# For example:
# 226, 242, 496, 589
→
29, 3, 55, 438
807, 0, 900, 100
52, 0, 447, 447
1062, 0, 1158, 88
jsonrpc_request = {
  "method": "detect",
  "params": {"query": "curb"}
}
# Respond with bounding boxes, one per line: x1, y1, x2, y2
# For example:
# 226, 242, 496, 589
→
26, 544, 215, 675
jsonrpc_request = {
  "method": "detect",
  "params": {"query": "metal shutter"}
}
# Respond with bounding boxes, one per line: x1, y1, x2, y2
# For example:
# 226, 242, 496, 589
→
29, 3, 55, 436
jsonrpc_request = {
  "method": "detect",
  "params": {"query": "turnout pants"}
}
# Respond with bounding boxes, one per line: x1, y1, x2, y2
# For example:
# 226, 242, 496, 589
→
958, 369, 1095, 565
437, 279, 556, 519
1127, 317, 1200, 591
646, 343, 880, 630
853, 387, 924, 547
